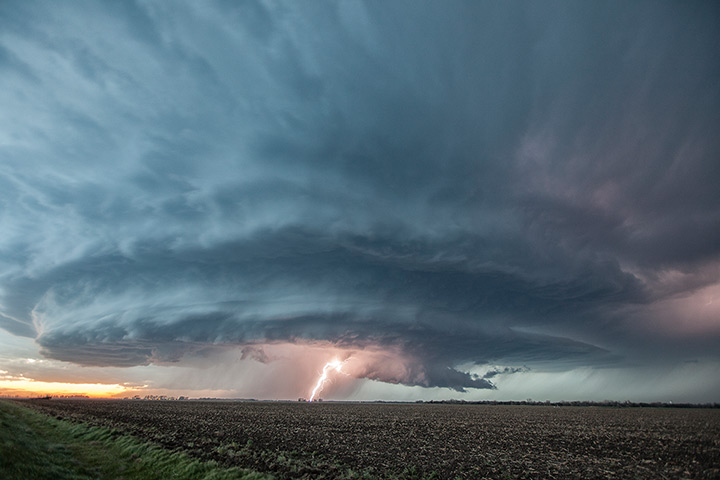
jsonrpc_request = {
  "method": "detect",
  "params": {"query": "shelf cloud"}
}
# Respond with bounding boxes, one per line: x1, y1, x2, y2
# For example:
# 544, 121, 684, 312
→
1, 1, 718, 396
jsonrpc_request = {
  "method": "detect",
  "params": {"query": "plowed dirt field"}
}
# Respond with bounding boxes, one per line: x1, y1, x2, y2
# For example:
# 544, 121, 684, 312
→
16, 399, 720, 479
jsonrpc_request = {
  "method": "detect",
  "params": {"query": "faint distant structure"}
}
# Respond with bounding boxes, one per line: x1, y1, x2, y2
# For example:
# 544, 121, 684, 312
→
298, 397, 307, 402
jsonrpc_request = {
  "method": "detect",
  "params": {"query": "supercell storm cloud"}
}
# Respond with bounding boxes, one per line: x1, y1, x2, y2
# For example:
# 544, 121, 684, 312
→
0, 1, 719, 397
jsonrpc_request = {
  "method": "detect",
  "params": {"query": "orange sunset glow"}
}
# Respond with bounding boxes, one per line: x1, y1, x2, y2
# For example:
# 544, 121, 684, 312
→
0, 376, 127, 398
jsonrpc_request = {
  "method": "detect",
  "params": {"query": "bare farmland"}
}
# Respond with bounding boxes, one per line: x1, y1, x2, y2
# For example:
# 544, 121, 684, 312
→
16, 399, 720, 479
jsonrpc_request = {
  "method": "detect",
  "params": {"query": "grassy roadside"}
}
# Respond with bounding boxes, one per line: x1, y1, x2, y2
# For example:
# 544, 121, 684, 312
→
0, 400, 271, 480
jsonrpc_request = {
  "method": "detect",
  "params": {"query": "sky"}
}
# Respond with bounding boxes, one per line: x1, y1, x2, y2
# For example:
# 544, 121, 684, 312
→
1, 0, 719, 402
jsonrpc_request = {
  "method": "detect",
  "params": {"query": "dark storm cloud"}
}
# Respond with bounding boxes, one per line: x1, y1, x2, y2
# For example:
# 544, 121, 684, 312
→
25, 228, 622, 384
1, 1, 718, 391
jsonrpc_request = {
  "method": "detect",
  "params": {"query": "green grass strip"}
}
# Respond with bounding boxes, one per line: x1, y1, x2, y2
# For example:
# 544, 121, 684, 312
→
0, 400, 272, 480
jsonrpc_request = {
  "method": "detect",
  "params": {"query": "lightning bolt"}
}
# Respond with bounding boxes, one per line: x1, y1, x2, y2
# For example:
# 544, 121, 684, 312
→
309, 359, 347, 402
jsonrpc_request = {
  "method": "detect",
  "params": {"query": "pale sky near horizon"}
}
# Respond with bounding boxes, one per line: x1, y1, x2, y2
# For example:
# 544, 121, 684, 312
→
1, 0, 719, 402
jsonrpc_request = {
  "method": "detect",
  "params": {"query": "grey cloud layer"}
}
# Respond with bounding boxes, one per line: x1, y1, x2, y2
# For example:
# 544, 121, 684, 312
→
1, 1, 718, 391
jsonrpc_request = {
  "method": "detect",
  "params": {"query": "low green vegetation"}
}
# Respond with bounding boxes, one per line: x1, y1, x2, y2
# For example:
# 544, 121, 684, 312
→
0, 400, 270, 480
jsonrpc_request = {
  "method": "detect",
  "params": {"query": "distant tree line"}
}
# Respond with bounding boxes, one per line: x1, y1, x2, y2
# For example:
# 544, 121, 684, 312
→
414, 399, 720, 408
